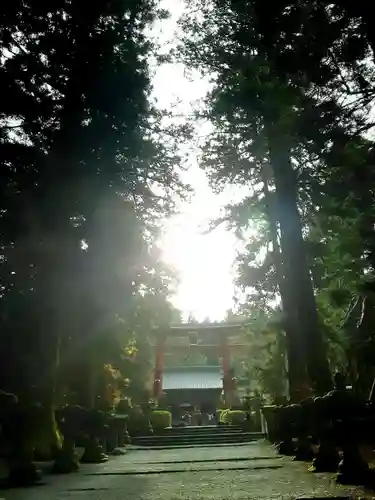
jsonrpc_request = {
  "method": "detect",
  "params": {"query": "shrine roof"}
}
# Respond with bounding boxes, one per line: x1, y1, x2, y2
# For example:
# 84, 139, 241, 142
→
153, 322, 250, 334
162, 365, 222, 391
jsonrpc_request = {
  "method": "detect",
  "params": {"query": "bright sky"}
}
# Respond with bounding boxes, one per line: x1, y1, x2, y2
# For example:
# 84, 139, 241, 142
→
150, 1, 244, 322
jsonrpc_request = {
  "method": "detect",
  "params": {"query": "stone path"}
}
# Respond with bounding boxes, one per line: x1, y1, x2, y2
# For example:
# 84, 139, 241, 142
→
0, 441, 371, 500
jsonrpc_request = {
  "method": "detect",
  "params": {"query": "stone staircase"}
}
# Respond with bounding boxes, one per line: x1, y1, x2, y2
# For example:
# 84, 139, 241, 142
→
130, 425, 265, 448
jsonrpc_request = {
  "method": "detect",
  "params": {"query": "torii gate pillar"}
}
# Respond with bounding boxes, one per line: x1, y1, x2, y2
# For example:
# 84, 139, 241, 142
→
153, 333, 166, 399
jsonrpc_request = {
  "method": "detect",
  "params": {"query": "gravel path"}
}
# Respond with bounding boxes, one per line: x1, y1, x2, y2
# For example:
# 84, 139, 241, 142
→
0, 441, 369, 500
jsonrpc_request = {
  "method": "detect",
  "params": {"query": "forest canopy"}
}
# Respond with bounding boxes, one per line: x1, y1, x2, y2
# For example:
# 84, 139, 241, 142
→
1, 0, 375, 407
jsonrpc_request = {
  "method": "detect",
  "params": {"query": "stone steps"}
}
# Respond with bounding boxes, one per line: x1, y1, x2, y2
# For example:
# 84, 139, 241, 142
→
131, 428, 264, 447
159, 424, 244, 434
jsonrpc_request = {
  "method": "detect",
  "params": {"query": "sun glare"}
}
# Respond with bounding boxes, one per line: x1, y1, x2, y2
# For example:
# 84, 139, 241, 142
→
162, 218, 237, 322
151, 0, 242, 321
160, 162, 239, 321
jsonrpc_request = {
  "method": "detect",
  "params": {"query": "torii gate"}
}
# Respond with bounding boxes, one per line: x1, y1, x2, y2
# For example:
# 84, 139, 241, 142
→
152, 323, 250, 407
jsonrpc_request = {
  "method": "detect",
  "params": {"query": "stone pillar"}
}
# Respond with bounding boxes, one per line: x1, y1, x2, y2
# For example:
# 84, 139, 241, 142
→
153, 333, 166, 400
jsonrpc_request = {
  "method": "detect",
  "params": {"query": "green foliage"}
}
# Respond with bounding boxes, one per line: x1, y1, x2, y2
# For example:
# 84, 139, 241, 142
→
3, 0, 375, 417
240, 315, 288, 399
0, 0, 187, 409
219, 409, 246, 425
150, 410, 172, 430
226, 410, 246, 425
177, 0, 375, 397
219, 409, 230, 424
178, 0, 338, 395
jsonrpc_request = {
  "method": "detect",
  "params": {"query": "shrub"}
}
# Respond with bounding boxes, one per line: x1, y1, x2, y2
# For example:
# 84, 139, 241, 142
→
150, 410, 172, 431
219, 409, 230, 424
216, 409, 225, 421
226, 410, 246, 425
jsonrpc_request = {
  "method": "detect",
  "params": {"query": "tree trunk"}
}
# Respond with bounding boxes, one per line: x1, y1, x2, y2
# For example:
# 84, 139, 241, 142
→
268, 137, 332, 395
261, 165, 306, 400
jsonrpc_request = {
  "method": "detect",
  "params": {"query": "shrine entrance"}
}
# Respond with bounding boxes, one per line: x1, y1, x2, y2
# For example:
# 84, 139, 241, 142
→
151, 322, 250, 409
162, 365, 222, 422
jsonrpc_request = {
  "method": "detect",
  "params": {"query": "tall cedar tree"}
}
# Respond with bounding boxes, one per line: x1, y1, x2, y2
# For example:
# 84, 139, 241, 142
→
0, 1, 182, 404
179, 0, 337, 395
246, 0, 375, 394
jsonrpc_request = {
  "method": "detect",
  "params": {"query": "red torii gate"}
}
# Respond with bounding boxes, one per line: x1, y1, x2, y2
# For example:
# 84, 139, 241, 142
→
152, 323, 249, 407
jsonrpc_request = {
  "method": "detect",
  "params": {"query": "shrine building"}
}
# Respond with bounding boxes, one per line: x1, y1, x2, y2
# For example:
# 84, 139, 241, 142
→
150, 322, 250, 411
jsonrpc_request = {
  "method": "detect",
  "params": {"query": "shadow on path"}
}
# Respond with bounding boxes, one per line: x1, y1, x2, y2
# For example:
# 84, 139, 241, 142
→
134, 456, 281, 465
85, 464, 283, 476
0, 463, 150, 500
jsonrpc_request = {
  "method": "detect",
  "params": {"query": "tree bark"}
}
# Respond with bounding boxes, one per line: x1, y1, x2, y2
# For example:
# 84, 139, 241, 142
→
261, 165, 306, 400
268, 136, 332, 395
